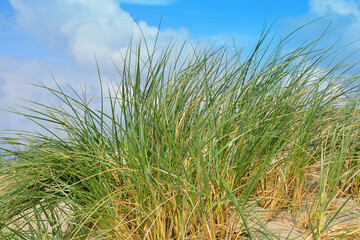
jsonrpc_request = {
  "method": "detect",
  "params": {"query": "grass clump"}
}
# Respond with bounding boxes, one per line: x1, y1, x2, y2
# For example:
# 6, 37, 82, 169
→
1, 22, 360, 239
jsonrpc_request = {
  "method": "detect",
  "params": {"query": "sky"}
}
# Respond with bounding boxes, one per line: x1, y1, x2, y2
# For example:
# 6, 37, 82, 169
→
0, 0, 360, 132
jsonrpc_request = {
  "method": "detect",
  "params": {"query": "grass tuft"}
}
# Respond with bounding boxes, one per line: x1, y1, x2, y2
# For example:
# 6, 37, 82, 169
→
1, 22, 360, 239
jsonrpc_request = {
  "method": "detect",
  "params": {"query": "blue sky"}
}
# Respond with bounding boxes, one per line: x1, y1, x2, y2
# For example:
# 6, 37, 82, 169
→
0, 0, 360, 131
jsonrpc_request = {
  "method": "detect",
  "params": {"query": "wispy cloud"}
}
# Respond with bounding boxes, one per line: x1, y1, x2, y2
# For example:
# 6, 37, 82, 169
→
309, 0, 360, 22
280, 0, 360, 69
308, 0, 360, 49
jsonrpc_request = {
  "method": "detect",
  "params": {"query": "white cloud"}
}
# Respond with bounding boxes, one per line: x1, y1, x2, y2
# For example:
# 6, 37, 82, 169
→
9, 0, 189, 70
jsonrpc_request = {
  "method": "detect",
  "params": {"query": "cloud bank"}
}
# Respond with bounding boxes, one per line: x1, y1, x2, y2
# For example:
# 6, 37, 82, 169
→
9, 0, 189, 69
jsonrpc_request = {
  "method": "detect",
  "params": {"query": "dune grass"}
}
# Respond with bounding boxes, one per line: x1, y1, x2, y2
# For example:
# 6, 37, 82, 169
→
1, 22, 360, 239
